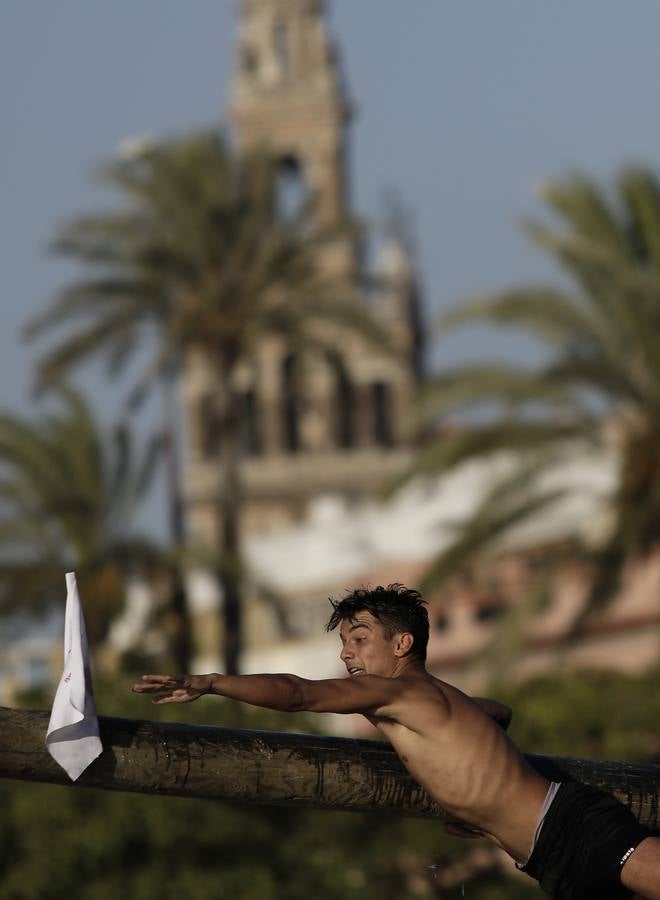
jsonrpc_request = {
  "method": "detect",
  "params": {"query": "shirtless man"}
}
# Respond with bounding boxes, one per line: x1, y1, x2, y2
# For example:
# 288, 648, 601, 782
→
133, 584, 660, 899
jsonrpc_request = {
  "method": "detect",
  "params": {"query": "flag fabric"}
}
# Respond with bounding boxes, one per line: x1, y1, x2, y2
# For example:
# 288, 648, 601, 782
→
46, 572, 103, 780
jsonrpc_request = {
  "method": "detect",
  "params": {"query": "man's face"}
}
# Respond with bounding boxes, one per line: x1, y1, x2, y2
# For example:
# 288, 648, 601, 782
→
339, 611, 399, 677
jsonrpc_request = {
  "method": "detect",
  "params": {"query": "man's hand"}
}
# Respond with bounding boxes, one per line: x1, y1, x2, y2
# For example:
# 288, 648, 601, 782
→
132, 674, 213, 704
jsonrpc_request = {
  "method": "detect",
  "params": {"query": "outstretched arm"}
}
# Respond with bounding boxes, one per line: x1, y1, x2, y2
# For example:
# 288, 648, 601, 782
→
471, 697, 512, 730
132, 672, 407, 718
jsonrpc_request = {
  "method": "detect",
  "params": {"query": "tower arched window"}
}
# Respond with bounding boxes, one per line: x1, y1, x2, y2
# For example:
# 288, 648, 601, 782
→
372, 381, 393, 448
240, 388, 261, 457
198, 393, 221, 458
329, 354, 354, 448
276, 155, 308, 224
273, 18, 290, 80
282, 353, 300, 453
241, 44, 258, 77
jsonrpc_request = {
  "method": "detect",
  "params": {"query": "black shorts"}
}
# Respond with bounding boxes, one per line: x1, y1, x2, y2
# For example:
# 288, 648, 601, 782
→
519, 781, 649, 900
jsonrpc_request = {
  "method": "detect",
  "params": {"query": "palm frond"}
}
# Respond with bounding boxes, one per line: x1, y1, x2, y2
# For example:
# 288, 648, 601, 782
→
414, 363, 580, 424
536, 173, 632, 258
411, 165, 660, 619
420, 475, 568, 593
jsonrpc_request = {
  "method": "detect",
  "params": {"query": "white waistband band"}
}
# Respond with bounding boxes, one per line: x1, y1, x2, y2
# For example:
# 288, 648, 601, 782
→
516, 781, 562, 870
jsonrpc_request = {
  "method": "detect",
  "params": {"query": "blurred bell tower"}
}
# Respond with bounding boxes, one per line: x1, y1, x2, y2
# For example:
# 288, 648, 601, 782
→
183, 0, 423, 551
181, 0, 425, 669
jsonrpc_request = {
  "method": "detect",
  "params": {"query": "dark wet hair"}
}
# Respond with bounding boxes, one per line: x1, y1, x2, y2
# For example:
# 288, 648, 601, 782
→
326, 583, 429, 662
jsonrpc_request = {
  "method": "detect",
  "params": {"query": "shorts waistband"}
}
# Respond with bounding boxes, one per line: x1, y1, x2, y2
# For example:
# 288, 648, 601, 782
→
516, 781, 562, 870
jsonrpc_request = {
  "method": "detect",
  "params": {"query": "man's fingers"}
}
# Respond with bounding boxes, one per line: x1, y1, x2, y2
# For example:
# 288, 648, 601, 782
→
132, 674, 203, 704
153, 692, 189, 705
133, 682, 168, 693
132, 674, 182, 694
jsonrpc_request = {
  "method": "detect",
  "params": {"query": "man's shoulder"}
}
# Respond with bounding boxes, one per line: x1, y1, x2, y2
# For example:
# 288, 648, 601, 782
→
393, 671, 452, 709
396, 669, 447, 690
372, 674, 452, 733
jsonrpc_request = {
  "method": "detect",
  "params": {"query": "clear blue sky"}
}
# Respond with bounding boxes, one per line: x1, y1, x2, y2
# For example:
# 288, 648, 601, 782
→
2, 0, 660, 534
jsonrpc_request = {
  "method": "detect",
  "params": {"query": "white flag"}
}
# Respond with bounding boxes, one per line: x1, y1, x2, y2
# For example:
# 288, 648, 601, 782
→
46, 572, 103, 780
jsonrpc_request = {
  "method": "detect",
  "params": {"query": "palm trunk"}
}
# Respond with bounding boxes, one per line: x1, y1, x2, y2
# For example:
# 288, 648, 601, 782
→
217, 350, 244, 676
161, 378, 192, 672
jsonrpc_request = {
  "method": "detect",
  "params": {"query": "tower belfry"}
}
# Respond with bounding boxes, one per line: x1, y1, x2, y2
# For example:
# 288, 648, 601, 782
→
231, 0, 350, 226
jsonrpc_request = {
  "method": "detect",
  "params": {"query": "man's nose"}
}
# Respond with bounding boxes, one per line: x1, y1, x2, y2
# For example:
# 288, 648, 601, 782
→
340, 645, 353, 662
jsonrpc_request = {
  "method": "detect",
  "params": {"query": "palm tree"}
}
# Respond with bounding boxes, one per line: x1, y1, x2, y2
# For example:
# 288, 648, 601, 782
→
407, 166, 660, 620
25, 130, 385, 673
0, 387, 160, 647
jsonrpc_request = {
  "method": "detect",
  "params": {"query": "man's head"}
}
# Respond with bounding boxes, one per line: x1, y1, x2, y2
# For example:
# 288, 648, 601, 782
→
326, 584, 429, 676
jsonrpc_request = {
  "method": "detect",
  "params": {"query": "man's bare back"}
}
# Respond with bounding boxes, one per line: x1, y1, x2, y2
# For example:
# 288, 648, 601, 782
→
366, 668, 549, 862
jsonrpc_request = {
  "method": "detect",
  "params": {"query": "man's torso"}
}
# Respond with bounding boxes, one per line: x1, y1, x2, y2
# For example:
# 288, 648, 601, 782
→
367, 673, 549, 862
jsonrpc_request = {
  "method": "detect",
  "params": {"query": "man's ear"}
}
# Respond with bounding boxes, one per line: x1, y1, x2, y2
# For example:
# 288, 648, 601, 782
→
394, 632, 414, 657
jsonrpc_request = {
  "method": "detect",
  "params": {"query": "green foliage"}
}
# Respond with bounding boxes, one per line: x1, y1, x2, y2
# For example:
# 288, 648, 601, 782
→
500, 666, 660, 763
0, 388, 160, 641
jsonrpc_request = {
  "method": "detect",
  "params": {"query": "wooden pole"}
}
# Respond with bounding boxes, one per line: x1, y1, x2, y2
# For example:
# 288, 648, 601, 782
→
1, 706, 659, 832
